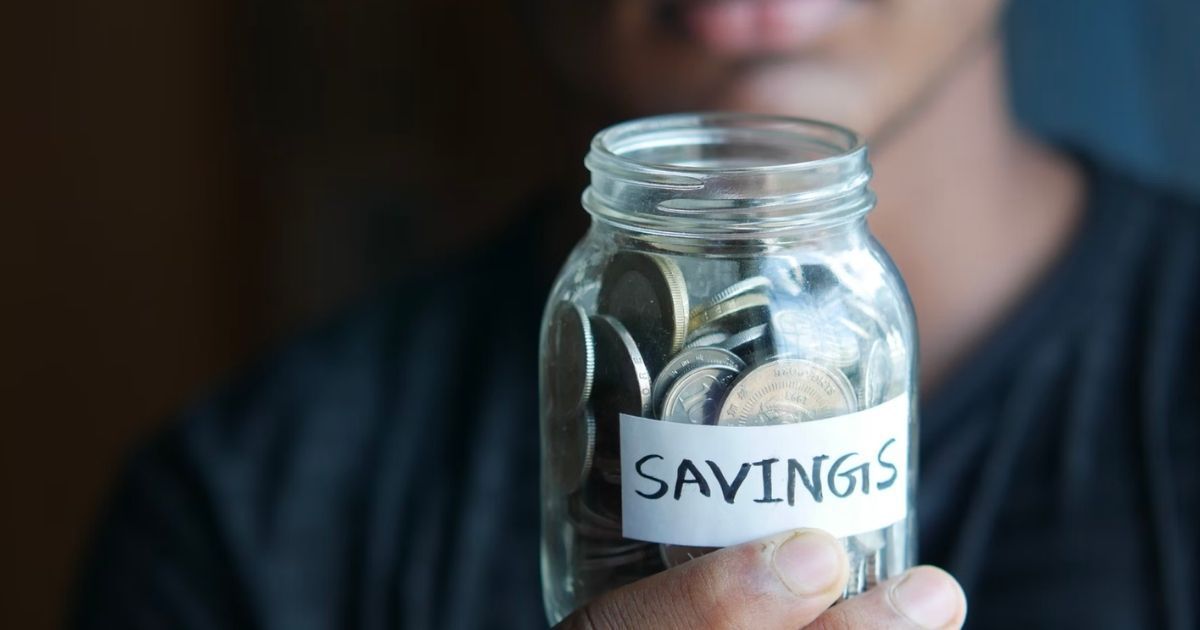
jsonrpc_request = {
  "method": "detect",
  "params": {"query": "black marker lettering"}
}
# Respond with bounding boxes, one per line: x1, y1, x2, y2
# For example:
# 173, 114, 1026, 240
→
634, 454, 669, 499
752, 458, 783, 503
829, 453, 869, 498
876, 438, 898, 491
705, 460, 751, 504
787, 455, 827, 505
674, 459, 711, 500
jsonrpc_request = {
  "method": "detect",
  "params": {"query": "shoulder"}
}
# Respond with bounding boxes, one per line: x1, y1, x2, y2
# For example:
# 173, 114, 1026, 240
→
73, 221, 548, 627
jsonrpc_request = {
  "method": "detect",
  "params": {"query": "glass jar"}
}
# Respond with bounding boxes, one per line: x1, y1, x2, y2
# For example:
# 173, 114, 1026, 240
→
539, 113, 917, 624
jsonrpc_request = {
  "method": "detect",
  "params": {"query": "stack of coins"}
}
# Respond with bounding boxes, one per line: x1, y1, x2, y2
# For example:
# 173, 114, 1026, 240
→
545, 251, 906, 596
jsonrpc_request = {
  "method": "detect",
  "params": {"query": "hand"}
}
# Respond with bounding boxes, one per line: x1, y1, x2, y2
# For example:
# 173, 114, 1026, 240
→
556, 529, 966, 630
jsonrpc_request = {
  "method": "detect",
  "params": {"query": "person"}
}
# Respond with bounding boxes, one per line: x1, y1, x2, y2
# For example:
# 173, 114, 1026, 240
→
74, 0, 1199, 628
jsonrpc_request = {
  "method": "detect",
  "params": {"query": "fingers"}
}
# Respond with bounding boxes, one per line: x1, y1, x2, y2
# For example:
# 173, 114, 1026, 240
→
557, 529, 849, 630
808, 566, 967, 630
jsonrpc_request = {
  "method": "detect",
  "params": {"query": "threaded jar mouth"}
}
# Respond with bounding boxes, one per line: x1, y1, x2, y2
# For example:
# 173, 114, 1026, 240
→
583, 113, 874, 239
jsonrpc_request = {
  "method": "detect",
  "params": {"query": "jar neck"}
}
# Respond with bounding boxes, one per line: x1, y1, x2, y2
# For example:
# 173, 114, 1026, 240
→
582, 113, 875, 244
589, 214, 874, 257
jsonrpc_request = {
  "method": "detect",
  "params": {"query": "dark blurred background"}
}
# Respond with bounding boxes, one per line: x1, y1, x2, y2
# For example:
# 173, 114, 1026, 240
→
3, 0, 1197, 627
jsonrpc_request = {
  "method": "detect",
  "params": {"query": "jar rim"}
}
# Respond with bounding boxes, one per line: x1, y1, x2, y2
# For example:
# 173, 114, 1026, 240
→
589, 112, 866, 176
582, 113, 874, 241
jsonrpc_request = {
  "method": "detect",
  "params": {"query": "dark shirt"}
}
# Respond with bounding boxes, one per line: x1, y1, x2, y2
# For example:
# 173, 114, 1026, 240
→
74, 163, 1200, 629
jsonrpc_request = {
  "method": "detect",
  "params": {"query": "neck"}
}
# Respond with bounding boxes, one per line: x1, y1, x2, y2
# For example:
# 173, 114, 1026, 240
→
868, 40, 1083, 392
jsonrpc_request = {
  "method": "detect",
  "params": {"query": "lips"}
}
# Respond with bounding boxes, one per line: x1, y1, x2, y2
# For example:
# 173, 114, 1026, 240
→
673, 0, 851, 55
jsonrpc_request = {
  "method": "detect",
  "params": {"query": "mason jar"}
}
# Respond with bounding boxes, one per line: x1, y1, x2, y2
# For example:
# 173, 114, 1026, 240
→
539, 113, 918, 624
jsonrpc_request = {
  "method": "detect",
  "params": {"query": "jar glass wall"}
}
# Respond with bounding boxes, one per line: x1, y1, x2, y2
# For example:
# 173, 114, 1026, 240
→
539, 113, 918, 624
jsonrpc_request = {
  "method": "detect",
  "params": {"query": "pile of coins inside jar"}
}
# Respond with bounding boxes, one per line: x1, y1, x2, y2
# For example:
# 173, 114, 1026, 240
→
545, 250, 908, 599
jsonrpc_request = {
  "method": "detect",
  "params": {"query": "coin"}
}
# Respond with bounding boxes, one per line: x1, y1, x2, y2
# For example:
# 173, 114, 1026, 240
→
718, 359, 857, 425
838, 295, 889, 336
688, 292, 771, 334
689, 277, 772, 320
852, 529, 887, 554
581, 544, 658, 570
861, 339, 892, 408
546, 302, 595, 414
568, 491, 621, 539
659, 544, 716, 568
824, 319, 863, 369
550, 406, 596, 493
798, 263, 839, 294
771, 309, 860, 369
661, 365, 741, 425
684, 330, 730, 349
590, 314, 653, 458
651, 347, 746, 415
584, 538, 653, 558
598, 252, 689, 374
718, 323, 772, 358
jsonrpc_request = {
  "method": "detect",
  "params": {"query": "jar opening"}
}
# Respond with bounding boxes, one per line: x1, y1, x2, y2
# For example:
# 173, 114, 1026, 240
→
584, 113, 874, 240
596, 113, 862, 172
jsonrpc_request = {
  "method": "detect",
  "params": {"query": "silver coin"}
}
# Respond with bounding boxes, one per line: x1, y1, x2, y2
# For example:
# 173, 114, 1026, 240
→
861, 339, 892, 408
838, 295, 889, 335
546, 301, 595, 414
598, 252, 689, 374
689, 277, 772, 320
718, 359, 857, 426
771, 309, 860, 369
798, 264, 839, 294
684, 330, 730, 349
550, 406, 596, 493
770, 308, 821, 344
718, 323, 771, 357
585, 538, 654, 558
688, 292, 771, 334
651, 347, 746, 416
590, 314, 653, 458
661, 365, 741, 425
591, 454, 620, 477
852, 528, 887, 554
659, 544, 716, 568
864, 547, 881, 591
770, 264, 803, 296
825, 319, 863, 369
581, 544, 658, 570
568, 490, 621, 537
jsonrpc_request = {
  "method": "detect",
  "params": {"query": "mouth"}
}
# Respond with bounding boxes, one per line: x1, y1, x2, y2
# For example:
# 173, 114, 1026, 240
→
657, 0, 853, 56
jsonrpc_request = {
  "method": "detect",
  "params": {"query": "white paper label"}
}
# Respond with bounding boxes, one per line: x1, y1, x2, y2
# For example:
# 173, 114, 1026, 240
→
620, 394, 909, 545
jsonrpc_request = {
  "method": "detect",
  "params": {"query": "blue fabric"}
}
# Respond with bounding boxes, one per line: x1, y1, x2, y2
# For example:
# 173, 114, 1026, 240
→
1007, 0, 1200, 197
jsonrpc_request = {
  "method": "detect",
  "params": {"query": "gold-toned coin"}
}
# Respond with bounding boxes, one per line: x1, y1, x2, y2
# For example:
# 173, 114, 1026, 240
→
688, 292, 771, 334
598, 252, 689, 374
689, 277, 772, 320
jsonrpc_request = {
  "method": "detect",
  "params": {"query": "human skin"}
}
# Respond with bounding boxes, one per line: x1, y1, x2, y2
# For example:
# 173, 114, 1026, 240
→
557, 529, 967, 629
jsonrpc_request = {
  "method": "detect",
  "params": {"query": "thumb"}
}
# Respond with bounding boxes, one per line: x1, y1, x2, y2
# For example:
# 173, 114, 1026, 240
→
557, 529, 848, 630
